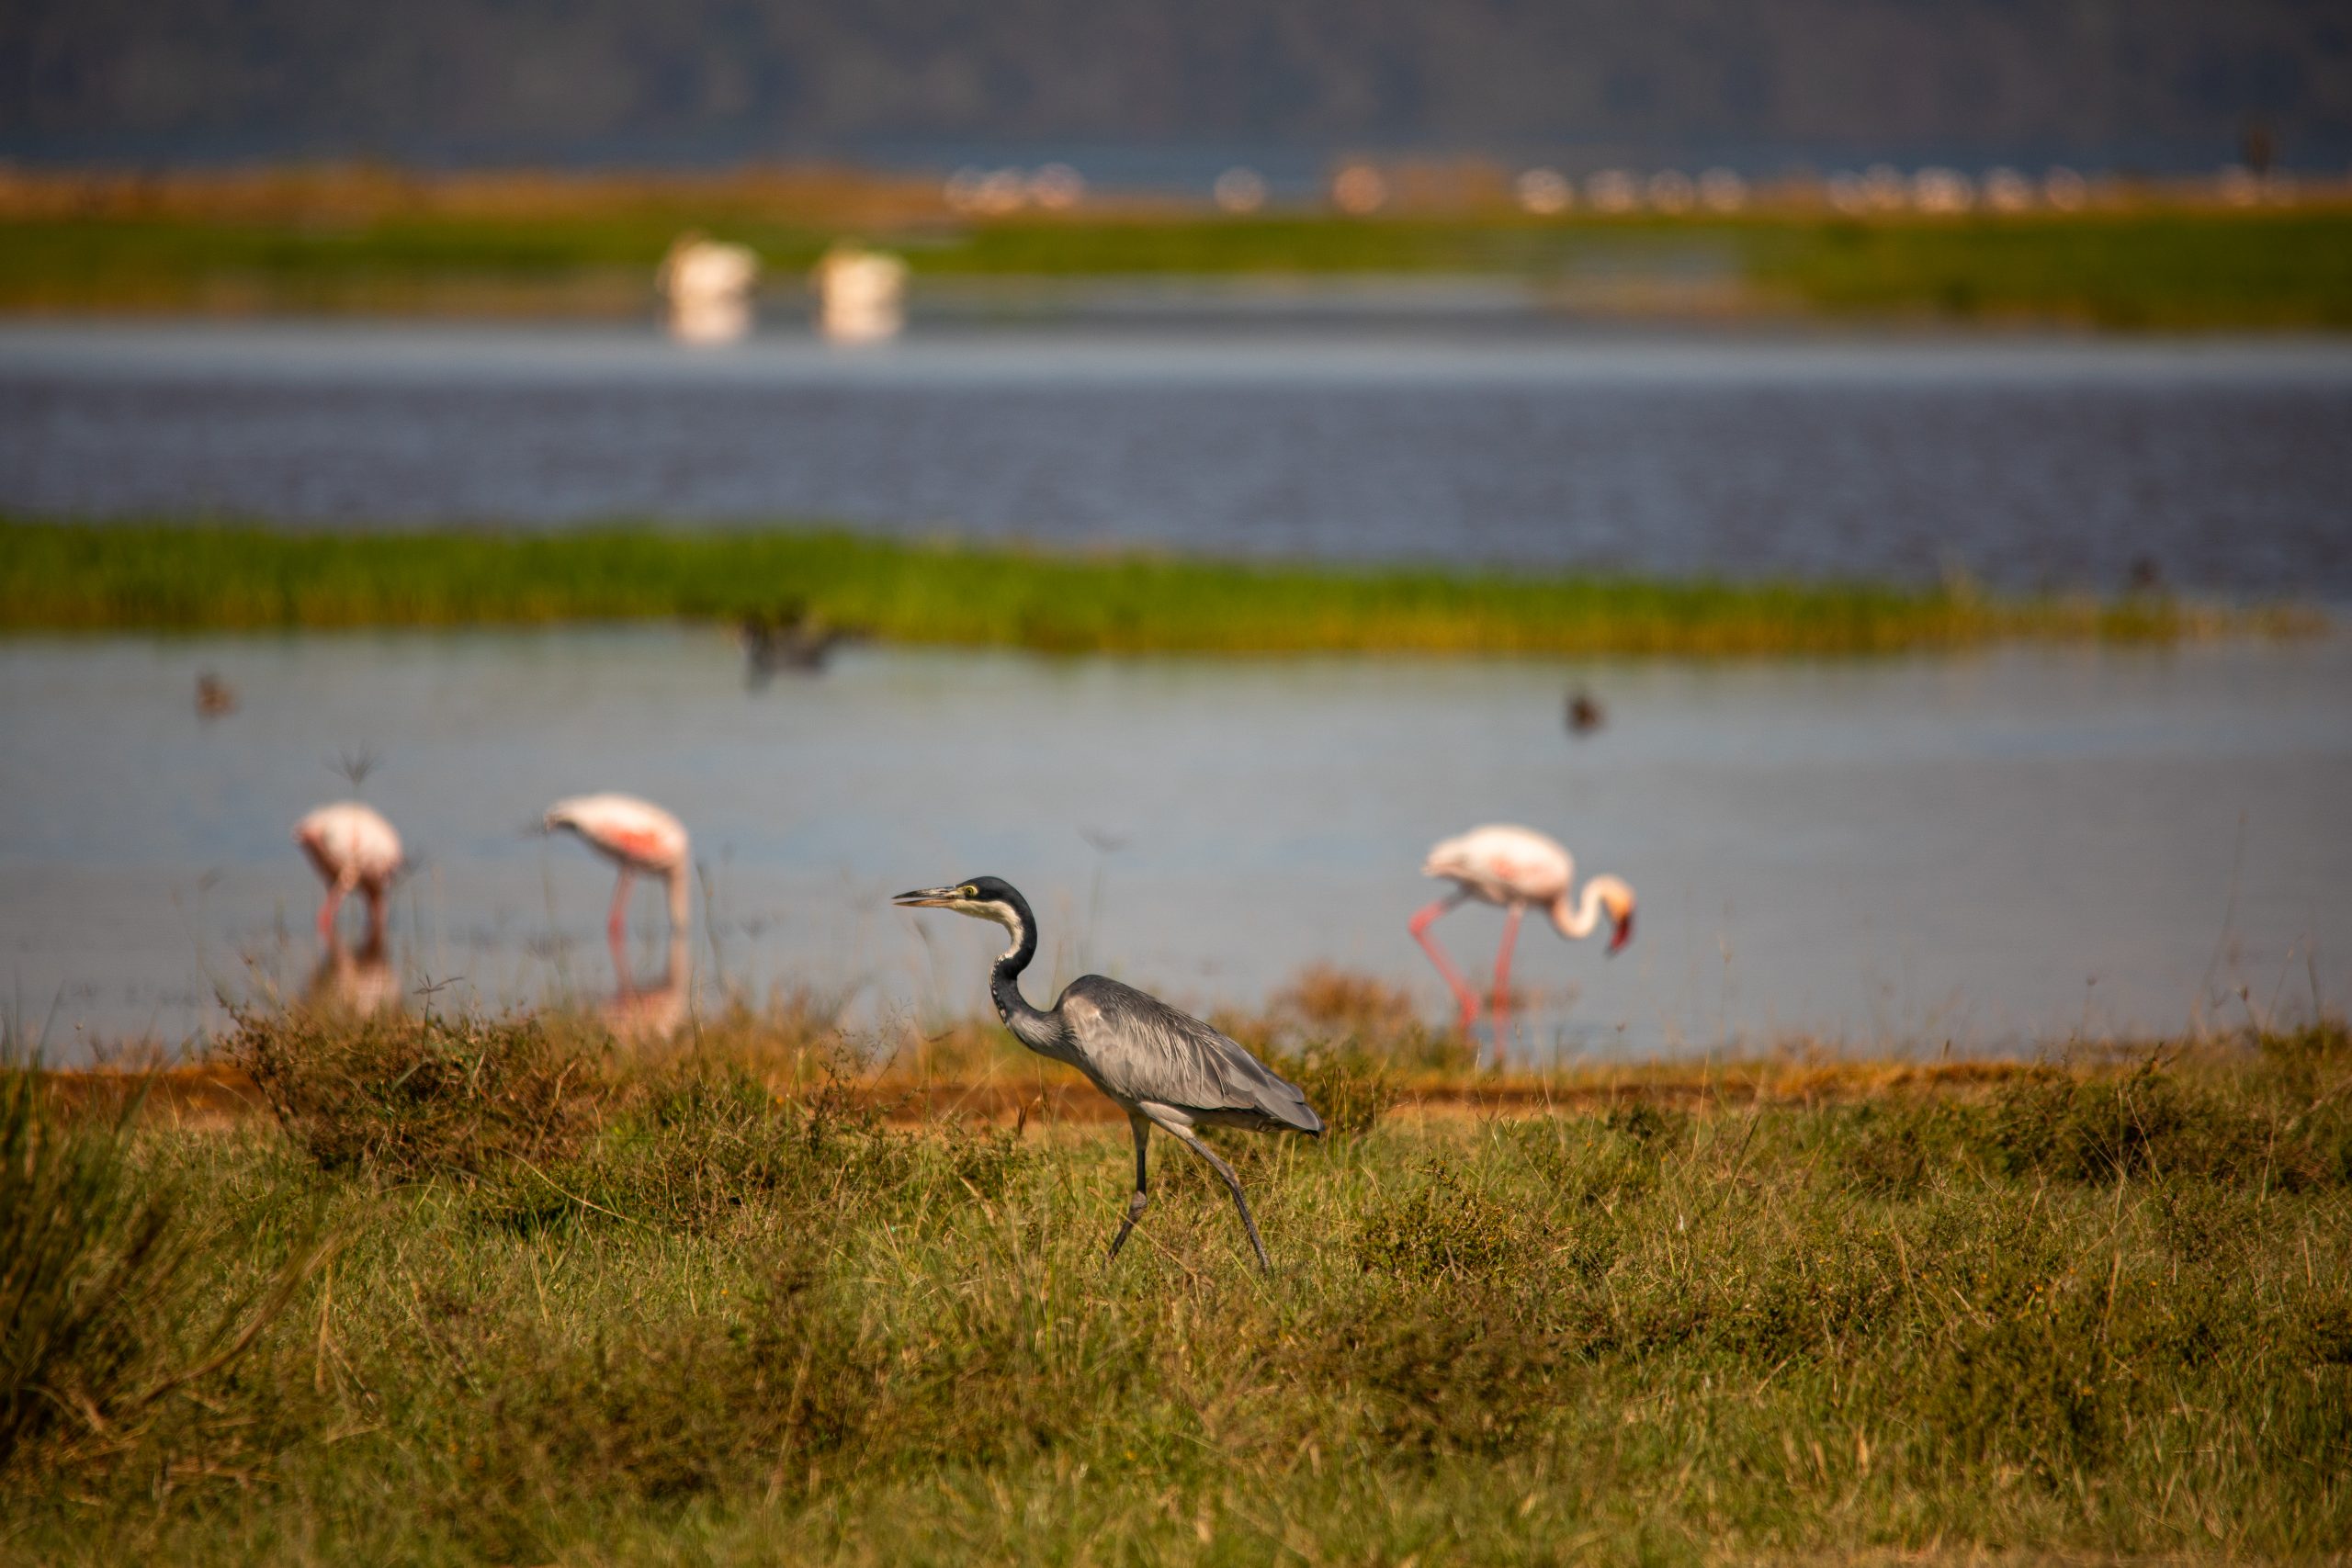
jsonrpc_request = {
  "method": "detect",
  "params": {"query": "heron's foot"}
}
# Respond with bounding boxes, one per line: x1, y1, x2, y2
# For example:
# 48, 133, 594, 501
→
1243, 1229, 1273, 1275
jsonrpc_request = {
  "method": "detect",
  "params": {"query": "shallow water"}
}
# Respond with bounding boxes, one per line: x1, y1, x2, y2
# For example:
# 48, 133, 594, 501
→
6, 321, 2352, 597
3, 628, 2346, 1060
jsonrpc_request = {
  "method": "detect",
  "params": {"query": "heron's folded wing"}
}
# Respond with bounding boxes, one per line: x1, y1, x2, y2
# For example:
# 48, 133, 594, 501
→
1059, 976, 1323, 1134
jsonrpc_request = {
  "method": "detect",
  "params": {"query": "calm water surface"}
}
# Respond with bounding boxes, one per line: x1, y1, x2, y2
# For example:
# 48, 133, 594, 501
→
5, 321, 2351, 595
3, 629, 2346, 1059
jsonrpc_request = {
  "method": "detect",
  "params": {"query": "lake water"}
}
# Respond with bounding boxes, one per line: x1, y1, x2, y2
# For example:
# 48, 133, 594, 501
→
4, 628, 2346, 1060
5, 321, 2352, 597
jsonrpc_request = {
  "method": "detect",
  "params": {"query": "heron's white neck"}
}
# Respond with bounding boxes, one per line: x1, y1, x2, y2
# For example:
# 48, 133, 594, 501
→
1550, 877, 1623, 941
981, 903, 1065, 1058
981, 903, 1028, 965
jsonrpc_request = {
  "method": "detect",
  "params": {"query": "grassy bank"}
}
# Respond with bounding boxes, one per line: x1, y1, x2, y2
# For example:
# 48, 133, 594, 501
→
0, 519, 2293, 656
6, 998, 2349, 1562
5, 203, 2350, 328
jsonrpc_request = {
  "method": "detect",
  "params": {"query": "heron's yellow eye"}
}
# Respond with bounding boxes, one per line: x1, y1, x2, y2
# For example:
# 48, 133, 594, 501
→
961, 884, 978, 897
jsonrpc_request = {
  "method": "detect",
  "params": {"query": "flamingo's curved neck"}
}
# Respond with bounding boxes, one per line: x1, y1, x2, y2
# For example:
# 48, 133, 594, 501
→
666, 865, 692, 932
1551, 879, 1609, 940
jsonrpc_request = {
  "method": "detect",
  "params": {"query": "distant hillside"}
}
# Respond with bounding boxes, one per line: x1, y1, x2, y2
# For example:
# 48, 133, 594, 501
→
6, 0, 2349, 168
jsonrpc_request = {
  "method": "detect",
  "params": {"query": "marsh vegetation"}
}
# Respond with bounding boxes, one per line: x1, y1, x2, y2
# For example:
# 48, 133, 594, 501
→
2, 518, 2301, 655
6, 982, 2348, 1562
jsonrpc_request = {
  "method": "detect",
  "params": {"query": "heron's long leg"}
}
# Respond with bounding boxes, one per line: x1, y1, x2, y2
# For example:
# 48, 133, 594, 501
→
1106, 1111, 1151, 1263
607, 867, 636, 944
1409, 892, 1479, 1032
1490, 902, 1525, 1069
1150, 1112, 1272, 1273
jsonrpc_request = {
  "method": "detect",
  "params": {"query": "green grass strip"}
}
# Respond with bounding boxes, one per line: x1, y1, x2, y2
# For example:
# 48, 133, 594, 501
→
0, 517, 2305, 655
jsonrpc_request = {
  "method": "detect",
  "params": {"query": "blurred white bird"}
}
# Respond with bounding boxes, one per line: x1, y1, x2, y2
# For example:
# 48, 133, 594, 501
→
293, 801, 403, 942
658, 231, 760, 344
810, 243, 908, 344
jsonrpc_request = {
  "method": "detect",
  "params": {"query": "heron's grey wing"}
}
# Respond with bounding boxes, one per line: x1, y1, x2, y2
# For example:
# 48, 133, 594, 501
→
1057, 976, 1324, 1134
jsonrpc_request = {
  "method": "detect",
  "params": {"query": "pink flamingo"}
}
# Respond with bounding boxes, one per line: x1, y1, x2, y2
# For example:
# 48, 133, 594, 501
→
543, 794, 692, 942
293, 801, 403, 942
1410, 824, 1635, 1062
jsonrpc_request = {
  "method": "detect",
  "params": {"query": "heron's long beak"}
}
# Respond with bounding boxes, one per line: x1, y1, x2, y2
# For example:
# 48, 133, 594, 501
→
1608, 908, 1634, 954
893, 886, 962, 908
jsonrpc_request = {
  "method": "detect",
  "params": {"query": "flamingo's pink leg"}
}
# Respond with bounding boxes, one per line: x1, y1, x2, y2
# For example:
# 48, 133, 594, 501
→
1410, 893, 1479, 1032
1490, 902, 1525, 1069
318, 871, 358, 940
607, 867, 636, 944
605, 912, 632, 985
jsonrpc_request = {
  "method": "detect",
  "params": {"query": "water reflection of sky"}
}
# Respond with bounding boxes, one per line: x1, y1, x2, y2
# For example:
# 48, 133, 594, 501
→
3, 630, 2346, 1060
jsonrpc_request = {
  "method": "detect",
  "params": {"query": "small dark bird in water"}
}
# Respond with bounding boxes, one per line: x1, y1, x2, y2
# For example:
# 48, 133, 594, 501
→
2126, 555, 2165, 594
1566, 688, 1604, 736
741, 602, 845, 684
196, 672, 237, 718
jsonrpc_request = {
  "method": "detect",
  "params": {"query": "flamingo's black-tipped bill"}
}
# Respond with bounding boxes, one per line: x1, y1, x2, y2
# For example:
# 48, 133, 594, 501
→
1609, 908, 1635, 953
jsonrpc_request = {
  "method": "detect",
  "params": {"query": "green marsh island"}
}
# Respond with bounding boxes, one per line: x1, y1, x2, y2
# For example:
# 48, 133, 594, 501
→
0, 518, 2312, 657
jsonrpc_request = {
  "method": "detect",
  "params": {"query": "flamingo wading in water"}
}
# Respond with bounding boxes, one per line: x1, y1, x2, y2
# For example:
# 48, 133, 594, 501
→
544, 794, 692, 942
1411, 825, 1634, 1062
294, 802, 402, 942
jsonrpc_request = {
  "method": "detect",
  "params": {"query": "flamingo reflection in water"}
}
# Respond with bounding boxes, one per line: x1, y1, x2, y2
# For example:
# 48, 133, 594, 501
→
603, 932, 692, 1043
304, 928, 400, 1019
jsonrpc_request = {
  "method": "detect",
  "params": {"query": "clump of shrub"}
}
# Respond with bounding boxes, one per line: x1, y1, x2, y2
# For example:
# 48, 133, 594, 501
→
1272, 965, 1420, 1040
1830, 1098, 1991, 1198
936, 1118, 1027, 1201
226, 1009, 601, 1182
421, 1240, 875, 1559
1297, 1284, 1573, 1457
2256, 1017, 2351, 1105
2302, 1292, 2352, 1369
0, 1066, 308, 1475
0, 1068, 189, 1469
1272, 1043, 1401, 1137
1908, 1232, 2245, 1478
1992, 1060, 2333, 1190
1512, 1101, 1687, 1211
473, 1057, 1034, 1237
1353, 1160, 1532, 1282
476, 1062, 891, 1234
1604, 1100, 1687, 1149
1253, 964, 1476, 1074
1917, 1262, 2127, 1475
444, 1232, 1123, 1559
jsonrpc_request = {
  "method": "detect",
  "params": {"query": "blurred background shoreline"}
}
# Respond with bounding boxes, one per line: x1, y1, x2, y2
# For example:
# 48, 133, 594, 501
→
2, 161, 2348, 330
